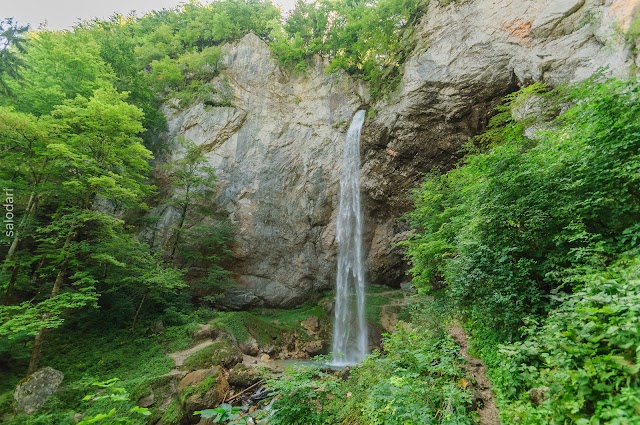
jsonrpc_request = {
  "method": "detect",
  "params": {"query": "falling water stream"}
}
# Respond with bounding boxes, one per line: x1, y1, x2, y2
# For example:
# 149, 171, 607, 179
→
331, 110, 368, 366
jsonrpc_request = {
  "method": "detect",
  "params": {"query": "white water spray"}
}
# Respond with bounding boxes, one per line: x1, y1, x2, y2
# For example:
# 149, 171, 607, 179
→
331, 110, 368, 366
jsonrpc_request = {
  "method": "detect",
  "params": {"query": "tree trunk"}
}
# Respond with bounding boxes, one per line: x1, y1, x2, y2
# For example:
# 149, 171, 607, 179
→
3, 194, 37, 303
169, 203, 189, 263
3, 193, 35, 264
26, 231, 72, 375
131, 293, 147, 332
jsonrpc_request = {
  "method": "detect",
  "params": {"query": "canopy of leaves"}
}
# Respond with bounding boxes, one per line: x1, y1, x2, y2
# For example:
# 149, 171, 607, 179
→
271, 0, 426, 98
0, 18, 29, 94
405, 75, 640, 422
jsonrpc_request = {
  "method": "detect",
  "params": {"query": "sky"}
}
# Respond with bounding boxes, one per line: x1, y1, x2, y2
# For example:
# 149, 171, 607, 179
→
0, 0, 297, 30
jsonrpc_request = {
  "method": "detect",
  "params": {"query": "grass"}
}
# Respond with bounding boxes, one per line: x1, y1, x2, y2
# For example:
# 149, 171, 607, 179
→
0, 292, 402, 424
365, 285, 405, 325
210, 303, 329, 347
0, 317, 197, 425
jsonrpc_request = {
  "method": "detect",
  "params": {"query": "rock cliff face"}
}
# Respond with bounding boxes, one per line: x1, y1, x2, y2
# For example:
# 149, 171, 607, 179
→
161, 0, 639, 308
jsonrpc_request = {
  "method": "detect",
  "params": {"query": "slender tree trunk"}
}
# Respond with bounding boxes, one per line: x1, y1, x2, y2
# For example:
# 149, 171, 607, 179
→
26, 231, 73, 375
169, 203, 188, 263
131, 293, 147, 332
2, 194, 37, 304
3, 193, 35, 264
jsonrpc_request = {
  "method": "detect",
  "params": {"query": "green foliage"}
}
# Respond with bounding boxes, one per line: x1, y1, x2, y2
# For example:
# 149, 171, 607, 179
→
0, 18, 29, 94
195, 403, 251, 424
158, 138, 234, 296
2, 30, 114, 116
271, 0, 426, 98
161, 399, 184, 425
405, 75, 640, 424
265, 312, 474, 424
405, 76, 640, 339
496, 256, 640, 423
77, 378, 151, 425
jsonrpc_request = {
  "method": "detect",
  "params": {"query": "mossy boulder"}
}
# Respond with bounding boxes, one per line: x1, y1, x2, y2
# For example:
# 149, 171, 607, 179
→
228, 364, 260, 388
183, 339, 243, 371
14, 367, 64, 414
178, 367, 229, 424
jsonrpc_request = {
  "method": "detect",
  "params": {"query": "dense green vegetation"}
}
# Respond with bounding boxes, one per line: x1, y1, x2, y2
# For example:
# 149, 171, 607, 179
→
2, 0, 639, 424
271, 0, 426, 97
265, 304, 474, 425
405, 76, 640, 423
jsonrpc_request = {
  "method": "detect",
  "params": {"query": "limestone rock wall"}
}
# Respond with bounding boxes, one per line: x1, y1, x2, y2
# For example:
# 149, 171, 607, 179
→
160, 0, 639, 307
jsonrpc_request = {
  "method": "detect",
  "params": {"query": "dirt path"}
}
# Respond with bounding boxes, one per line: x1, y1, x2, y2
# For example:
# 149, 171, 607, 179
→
449, 325, 500, 425
167, 339, 214, 368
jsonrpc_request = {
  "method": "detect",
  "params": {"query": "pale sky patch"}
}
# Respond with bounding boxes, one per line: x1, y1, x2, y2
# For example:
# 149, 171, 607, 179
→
0, 0, 298, 30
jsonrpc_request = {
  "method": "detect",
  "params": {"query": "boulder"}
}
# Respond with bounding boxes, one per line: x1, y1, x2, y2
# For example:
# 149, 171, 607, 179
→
14, 367, 64, 414
228, 364, 261, 388
178, 367, 229, 424
192, 324, 218, 342
183, 338, 243, 371
238, 338, 260, 356
301, 316, 320, 334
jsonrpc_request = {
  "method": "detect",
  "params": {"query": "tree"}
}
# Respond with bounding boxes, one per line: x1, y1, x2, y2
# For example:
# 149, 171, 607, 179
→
158, 139, 233, 295
0, 18, 29, 94
1, 30, 114, 116
0, 87, 154, 374
0, 107, 52, 303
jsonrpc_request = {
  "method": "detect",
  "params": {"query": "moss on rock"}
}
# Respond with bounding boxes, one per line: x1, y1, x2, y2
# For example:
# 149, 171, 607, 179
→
183, 339, 242, 371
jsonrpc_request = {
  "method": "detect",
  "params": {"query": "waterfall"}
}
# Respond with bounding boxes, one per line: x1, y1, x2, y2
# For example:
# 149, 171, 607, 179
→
331, 110, 368, 367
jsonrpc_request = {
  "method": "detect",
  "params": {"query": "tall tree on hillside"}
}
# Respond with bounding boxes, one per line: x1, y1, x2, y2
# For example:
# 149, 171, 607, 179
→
0, 107, 53, 303
0, 18, 29, 94
158, 139, 233, 294
0, 88, 154, 374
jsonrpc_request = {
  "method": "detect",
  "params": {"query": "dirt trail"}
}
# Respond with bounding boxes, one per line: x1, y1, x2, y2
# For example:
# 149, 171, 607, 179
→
167, 339, 214, 368
449, 325, 500, 425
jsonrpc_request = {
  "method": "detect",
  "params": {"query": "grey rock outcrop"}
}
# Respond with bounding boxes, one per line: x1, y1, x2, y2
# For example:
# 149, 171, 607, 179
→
14, 367, 64, 414
161, 34, 363, 308
159, 0, 639, 307
361, 0, 638, 285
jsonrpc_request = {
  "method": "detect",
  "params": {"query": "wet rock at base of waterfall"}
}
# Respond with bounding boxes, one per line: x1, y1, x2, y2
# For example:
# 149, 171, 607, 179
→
301, 316, 320, 334
14, 367, 64, 414
338, 367, 351, 380
228, 364, 261, 388
303, 340, 324, 356
259, 354, 271, 362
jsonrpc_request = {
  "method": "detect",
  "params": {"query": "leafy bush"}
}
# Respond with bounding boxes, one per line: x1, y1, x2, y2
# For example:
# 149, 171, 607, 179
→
405, 76, 640, 339
265, 316, 474, 424
405, 74, 640, 423
497, 256, 640, 423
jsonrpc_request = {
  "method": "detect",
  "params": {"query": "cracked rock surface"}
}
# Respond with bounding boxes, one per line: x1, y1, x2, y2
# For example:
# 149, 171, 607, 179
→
155, 0, 638, 307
